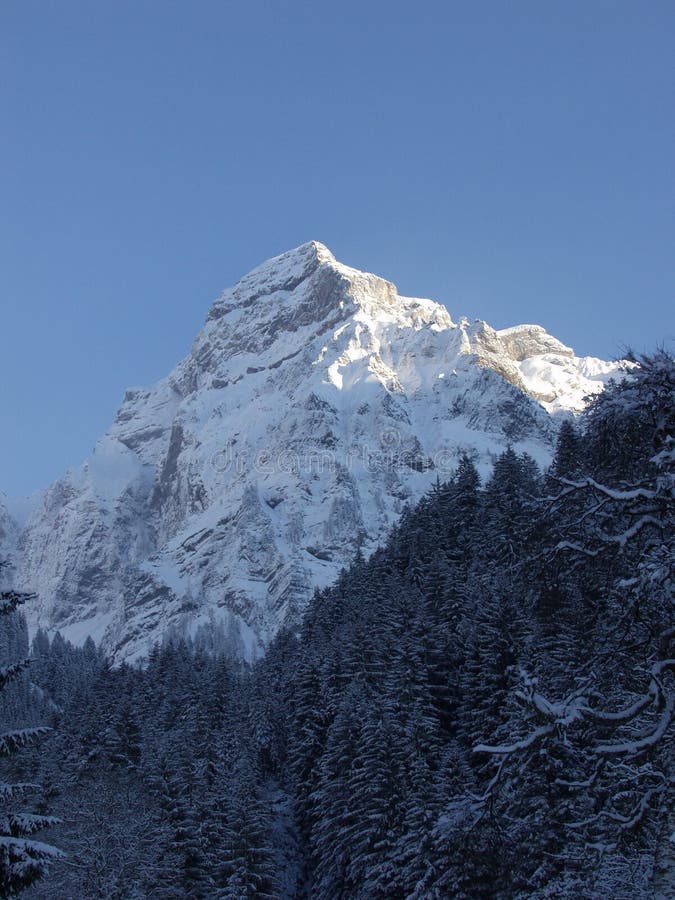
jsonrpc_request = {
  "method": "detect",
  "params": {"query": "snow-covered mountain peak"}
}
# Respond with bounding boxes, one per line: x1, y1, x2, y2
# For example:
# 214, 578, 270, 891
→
9, 245, 624, 661
207, 240, 334, 319
205, 240, 451, 334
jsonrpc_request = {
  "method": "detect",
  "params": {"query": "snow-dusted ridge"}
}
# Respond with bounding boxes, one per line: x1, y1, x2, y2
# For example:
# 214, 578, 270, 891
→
5, 242, 622, 661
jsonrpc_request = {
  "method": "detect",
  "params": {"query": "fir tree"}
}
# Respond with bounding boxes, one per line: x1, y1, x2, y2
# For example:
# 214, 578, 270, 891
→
0, 586, 62, 896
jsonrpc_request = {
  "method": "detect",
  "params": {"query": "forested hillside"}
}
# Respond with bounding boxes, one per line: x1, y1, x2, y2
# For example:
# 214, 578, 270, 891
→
1, 352, 673, 899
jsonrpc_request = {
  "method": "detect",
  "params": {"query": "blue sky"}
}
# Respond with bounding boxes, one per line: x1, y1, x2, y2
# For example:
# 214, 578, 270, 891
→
1, 0, 673, 495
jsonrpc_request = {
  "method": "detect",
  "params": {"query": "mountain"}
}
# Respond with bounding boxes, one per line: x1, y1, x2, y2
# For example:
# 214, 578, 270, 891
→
5, 242, 621, 661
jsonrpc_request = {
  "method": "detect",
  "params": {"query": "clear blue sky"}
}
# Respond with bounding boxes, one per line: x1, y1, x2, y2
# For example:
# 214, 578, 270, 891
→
1, 0, 673, 496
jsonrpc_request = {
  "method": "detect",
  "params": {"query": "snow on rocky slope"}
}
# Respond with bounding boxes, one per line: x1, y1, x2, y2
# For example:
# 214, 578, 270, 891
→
4, 242, 621, 661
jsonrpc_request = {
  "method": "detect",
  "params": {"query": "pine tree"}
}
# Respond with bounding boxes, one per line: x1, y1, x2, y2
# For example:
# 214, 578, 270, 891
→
469, 352, 674, 896
0, 587, 62, 895
216, 749, 277, 899
550, 417, 583, 479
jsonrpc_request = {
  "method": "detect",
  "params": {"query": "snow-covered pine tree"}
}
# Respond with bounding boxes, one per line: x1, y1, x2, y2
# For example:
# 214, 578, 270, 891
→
0, 585, 62, 896
470, 351, 674, 897
550, 417, 583, 480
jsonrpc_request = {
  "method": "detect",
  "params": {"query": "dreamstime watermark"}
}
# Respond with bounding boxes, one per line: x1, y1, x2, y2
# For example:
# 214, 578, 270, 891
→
209, 427, 464, 480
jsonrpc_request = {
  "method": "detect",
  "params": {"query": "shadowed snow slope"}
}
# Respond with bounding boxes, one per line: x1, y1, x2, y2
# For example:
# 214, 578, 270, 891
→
6, 242, 622, 661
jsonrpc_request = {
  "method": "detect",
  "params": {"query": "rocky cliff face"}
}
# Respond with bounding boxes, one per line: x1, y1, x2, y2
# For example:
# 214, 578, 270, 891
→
6, 242, 621, 660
